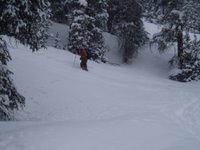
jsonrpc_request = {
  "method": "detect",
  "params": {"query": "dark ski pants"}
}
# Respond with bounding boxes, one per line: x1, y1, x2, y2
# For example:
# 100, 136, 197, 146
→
80, 58, 88, 71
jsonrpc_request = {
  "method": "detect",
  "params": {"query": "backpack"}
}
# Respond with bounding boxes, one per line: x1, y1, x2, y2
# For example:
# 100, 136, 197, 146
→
86, 48, 92, 59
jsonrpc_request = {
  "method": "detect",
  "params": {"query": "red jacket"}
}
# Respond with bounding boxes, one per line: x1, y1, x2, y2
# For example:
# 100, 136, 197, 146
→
80, 49, 87, 59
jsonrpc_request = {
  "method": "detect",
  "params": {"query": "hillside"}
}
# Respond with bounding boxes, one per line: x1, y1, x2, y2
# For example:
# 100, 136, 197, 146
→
0, 22, 200, 150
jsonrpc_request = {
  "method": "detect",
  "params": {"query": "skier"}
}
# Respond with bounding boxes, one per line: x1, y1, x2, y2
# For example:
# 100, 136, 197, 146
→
78, 48, 88, 71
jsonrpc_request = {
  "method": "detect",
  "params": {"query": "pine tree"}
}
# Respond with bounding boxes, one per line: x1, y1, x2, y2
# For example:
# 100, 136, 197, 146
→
169, 34, 200, 82
0, 0, 51, 120
86, 0, 108, 58
67, 0, 90, 52
87, 0, 108, 30
107, 0, 118, 32
67, 0, 107, 60
152, 0, 185, 54
0, 37, 25, 120
49, 0, 67, 23
150, 0, 200, 82
152, 0, 200, 66
0, 0, 51, 51
183, 0, 200, 33
111, 0, 148, 63
138, 0, 157, 21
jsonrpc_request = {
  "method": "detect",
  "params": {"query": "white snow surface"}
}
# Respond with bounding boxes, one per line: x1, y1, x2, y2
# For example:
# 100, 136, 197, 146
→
1, 22, 200, 150
47, 21, 69, 49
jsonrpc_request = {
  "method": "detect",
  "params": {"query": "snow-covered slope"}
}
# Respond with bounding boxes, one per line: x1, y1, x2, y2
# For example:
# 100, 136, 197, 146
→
1, 21, 200, 150
47, 21, 69, 49
0, 42, 199, 149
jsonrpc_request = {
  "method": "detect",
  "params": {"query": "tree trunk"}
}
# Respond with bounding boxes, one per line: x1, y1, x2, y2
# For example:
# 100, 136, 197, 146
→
107, 1, 117, 33
177, 31, 183, 69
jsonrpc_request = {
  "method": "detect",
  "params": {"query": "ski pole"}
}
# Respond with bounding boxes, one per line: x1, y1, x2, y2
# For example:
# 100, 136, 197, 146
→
73, 53, 77, 67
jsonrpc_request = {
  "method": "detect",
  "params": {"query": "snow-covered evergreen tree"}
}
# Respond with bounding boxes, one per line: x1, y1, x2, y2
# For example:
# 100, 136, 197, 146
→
111, 0, 148, 63
0, 0, 51, 120
86, 0, 108, 58
67, 0, 107, 60
151, 0, 200, 81
0, 0, 51, 51
67, 0, 89, 52
139, 0, 157, 21
87, 0, 108, 30
49, 0, 67, 23
0, 37, 25, 120
183, 0, 200, 33
144, 0, 200, 32
152, 0, 185, 53
169, 34, 200, 82
152, 0, 200, 59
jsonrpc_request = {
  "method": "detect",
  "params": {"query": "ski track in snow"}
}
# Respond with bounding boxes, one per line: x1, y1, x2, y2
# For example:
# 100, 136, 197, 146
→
1, 37, 200, 149
162, 92, 200, 141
